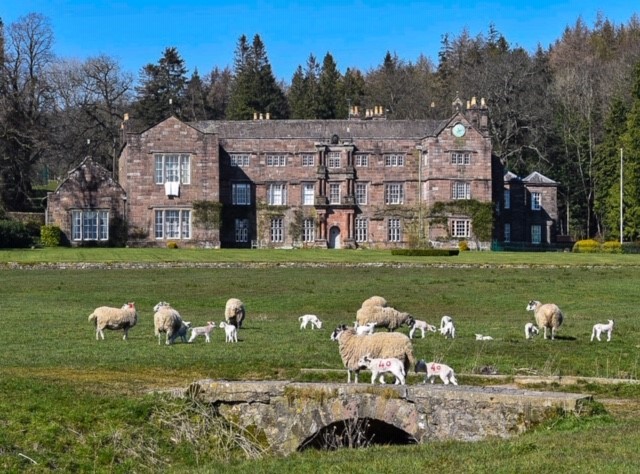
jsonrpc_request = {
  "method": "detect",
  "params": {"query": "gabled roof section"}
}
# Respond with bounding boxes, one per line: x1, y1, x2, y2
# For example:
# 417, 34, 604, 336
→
433, 112, 468, 136
53, 156, 122, 193
503, 171, 519, 182
190, 119, 445, 140
522, 171, 557, 185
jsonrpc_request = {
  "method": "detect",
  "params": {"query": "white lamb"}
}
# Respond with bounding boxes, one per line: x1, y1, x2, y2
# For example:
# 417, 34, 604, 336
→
219, 321, 238, 343
440, 320, 456, 338
440, 315, 453, 330
415, 360, 458, 385
188, 321, 215, 343
591, 319, 614, 342
409, 319, 437, 339
355, 322, 377, 336
525, 322, 540, 339
526, 300, 564, 340
357, 354, 406, 385
475, 334, 493, 341
299, 314, 323, 330
88, 302, 138, 341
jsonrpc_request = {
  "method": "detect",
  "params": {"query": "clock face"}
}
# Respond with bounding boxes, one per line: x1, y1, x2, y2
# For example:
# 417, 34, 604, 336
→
452, 123, 466, 138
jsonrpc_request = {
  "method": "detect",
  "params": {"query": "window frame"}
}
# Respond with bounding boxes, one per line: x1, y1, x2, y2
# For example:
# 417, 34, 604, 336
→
267, 183, 287, 206
266, 154, 287, 167
452, 181, 471, 200
451, 152, 471, 165
302, 183, 315, 206
354, 154, 369, 167
235, 218, 249, 243
232, 182, 251, 206
327, 151, 341, 168
301, 154, 315, 167
531, 192, 541, 211
154, 153, 191, 184
329, 183, 341, 205
504, 223, 511, 243
71, 209, 109, 242
302, 218, 315, 242
355, 217, 368, 242
451, 219, 471, 238
355, 182, 368, 205
504, 189, 511, 209
155, 209, 191, 240
531, 224, 542, 244
388, 217, 402, 242
270, 217, 284, 242
385, 183, 404, 205
230, 153, 250, 167
384, 154, 405, 167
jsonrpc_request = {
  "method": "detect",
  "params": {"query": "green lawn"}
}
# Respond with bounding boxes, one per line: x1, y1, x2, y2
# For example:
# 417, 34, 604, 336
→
1, 250, 639, 472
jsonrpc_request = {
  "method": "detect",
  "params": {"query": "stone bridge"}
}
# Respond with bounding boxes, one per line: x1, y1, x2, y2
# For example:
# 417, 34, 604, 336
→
169, 380, 592, 456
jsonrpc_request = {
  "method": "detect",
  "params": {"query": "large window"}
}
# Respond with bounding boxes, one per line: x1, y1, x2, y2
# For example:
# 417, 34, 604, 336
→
303, 218, 315, 242
531, 192, 541, 210
504, 223, 511, 243
155, 209, 191, 240
385, 154, 404, 167
452, 181, 471, 200
329, 183, 341, 204
388, 218, 401, 242
270, 217, 284, 242
268, 183, 287, 205
355, 217, 368, 242
155, 154, 190, 184
301, 154, 315, 167
385, 183, 404, 205
232, 183, 251, 205
230, 154, 250, 167
504, 189, 511, 209
451, 219, 470, 238
71, 210, 109, 241
327, 152, 341, 168
451, 152, 471, 165
355, 183, 368, 205
302, 183, 315, 205
235, 218, 249, 243
266, 154, 286, 167
531, 224, 542, 244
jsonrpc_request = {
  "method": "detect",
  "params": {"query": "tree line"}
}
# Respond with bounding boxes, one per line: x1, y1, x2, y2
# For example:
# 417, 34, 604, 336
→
2, 12, 640, 241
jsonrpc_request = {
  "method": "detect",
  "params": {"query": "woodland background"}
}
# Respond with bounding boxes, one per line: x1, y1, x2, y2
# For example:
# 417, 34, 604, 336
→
2, 12, 640, 241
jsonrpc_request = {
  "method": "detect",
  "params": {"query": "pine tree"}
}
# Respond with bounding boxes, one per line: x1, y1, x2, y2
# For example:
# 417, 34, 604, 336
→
227, 34, 288, 120
184, 69, 207, 121
133, 47, 188, 127
317, 53, 344, 119
619, 62, 640, 240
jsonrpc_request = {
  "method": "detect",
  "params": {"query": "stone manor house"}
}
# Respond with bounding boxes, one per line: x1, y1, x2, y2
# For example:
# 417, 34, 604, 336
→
45, 98, 559, 249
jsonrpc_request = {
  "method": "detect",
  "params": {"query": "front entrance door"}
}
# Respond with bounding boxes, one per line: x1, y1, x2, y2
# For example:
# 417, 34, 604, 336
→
328, 226, 341, 249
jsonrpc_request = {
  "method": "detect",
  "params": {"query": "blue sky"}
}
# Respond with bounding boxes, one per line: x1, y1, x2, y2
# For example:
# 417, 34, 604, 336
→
2, 1, 638, 82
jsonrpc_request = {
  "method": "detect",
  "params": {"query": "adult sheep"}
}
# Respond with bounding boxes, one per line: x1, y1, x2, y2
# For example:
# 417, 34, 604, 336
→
225, 298, 246, 328
330, 324, 416, 383
526, 300, 564, 340
153, 302, 188, 345
356, 305, 414, 332
88, 302, 138, 341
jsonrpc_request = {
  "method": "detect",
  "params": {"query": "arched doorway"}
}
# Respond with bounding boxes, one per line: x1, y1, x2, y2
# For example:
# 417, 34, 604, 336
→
328, 226, 341, 249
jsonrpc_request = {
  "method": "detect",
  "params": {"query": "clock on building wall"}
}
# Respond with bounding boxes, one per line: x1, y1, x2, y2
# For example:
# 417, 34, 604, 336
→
452, 123, 466, 138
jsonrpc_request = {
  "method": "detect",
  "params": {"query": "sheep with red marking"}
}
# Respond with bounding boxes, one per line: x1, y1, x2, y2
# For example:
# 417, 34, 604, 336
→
357, 354, 406, 385
415, 360, 458, 385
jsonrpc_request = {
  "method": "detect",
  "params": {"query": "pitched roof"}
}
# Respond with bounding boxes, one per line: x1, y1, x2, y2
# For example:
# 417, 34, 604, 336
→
503, 171, 519, 182
522, 171, 557, 185
190, 119, 447, 140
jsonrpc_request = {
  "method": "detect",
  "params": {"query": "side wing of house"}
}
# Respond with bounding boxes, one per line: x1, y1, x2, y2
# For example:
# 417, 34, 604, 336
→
46, 157, 126, 246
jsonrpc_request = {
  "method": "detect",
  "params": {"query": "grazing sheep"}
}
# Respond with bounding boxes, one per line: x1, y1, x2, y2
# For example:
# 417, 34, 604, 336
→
357, 354, 406, 385
408, 319, 437, 339
330, 325, 416, 383
415, 360, 458, 385
225, 298, 246, 328
188, 321, 215, 343
153, 302, 188, 345
440, 320, 456, 338
356, 322, 377, 336
525, 322, 540, 339
299, 314, 323, 330
88, 302, 138, 341
219, 321, 238, 343
356, 305, 414, 332
440, 315, 453, 330
591, 320, 614, 342
360, 295, 388, 309
475, 334, 493, 341
526, 300, 564, 340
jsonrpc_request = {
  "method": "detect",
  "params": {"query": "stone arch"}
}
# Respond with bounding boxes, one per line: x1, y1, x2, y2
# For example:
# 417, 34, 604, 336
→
297, 417, 417, 451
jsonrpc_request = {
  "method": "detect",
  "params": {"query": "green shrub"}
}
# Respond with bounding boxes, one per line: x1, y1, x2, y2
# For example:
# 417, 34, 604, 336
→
572, 239, 600, 253
622, 242, 640, 254
167, 241, 179, 249
40, 225, 62, 247
0, 219, 33, 248
601, 241, 622, 254
458, 240, 470, 251
391, 248, 459, 256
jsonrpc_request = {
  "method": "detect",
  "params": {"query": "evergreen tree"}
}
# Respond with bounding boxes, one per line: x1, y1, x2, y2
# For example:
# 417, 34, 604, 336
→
133, 47, 188, 127
227, 34, 288, 120
288, 65, 308, 119
317, 53, 344, 119
342, 67, 366, 116
619, 62, 640, 240
184, 68, 207, 121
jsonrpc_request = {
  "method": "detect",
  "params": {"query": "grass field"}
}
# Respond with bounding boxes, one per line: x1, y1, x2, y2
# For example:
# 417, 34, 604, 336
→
1, 249, 640, 472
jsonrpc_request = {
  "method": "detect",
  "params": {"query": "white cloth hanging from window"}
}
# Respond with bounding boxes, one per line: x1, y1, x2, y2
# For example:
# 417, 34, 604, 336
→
165, 181, 180, 197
